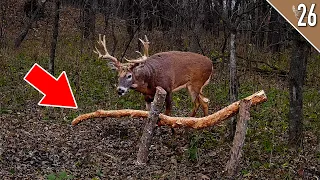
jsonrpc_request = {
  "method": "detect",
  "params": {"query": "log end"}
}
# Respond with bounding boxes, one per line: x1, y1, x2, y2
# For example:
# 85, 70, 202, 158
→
155, 86, 167, 95
244, 90, 267, 105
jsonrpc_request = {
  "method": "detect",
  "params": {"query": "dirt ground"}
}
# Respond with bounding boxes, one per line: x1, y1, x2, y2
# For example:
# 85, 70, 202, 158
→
0, 103, 234, 179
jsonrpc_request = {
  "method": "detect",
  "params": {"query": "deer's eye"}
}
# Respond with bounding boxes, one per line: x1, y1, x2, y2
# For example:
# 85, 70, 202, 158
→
127, 74, 132, 79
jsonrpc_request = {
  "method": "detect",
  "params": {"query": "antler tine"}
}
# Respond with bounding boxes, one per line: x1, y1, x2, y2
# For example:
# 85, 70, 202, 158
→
124, 57, 143, 64
97, 34, 104, 47
94, 34, 121, 68
292, 5, 298, 18
144, 35, 149, 42
138, 35, 149, 44
125, 58, 148, 63
93, 46, 101, 58
135, 51, 144, 57
102, 35, 110, 54
138, 35, 149, 57
125, 35, 150, 64
98, 34, 102, 43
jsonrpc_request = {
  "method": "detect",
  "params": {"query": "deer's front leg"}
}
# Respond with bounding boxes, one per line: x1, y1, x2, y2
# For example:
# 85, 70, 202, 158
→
165, 92, 175, 135
165, 92, 172, 116
144, 95, 154, 111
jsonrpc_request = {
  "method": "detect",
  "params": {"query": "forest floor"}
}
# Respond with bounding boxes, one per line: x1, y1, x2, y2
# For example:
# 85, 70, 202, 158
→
1, 4, 320, 179
0, 104, 230, 179
1, 42, 320, 179
0, 96, 320, 179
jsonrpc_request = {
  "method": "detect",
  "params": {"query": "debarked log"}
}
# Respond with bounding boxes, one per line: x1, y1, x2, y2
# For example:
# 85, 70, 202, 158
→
71, 110, 149, 126
71, 90, 267, 128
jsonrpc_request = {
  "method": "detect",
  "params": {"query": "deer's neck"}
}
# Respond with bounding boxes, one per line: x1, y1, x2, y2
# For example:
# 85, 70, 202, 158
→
132, 64, 156, 95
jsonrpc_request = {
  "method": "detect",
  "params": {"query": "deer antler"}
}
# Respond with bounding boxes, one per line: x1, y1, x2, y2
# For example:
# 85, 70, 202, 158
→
94, 34, 121, 68
292, 5, 299, 19
126, 35, 150, 63
139, 35, 149, 58
292, 5, 308, 19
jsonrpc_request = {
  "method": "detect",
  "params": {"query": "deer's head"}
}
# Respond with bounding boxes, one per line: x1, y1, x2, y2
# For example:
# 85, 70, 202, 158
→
93, 34, 149, 96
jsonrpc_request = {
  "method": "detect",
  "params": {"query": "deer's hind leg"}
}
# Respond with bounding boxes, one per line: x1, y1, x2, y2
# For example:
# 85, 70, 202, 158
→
198, 79, 210, 116
187, 85, 201, 117
198, 93, 209, 116
187, 81, 210, 117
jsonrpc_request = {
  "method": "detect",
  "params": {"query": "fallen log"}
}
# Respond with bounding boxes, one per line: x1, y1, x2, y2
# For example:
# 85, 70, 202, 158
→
159, 90, 266, 129
71, 109, 148, 126
71, 90, 267, 129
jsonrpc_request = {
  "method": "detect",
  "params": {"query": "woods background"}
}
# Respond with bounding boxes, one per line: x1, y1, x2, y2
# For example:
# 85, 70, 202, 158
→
0, 0, 320, 179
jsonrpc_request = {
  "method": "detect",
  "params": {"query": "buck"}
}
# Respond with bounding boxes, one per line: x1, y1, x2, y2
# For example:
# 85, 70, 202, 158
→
94, 34, 213, 117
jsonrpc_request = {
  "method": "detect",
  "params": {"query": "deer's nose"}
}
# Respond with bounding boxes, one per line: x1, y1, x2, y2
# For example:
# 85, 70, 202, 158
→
117, 87, 126, 96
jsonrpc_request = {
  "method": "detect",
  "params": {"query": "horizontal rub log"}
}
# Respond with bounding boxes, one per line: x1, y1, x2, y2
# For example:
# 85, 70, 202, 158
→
158, 90, 267, 129
71, 109, 148, 126
71, 90, 267, 129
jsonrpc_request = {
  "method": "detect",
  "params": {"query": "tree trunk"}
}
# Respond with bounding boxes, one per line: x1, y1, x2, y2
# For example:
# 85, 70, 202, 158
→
288, 32, 310, 148
125, 0, 135, 38
83, 0, 96, 39
0, 0, 7, 48
137, 87, 167, 165
49, 0, 61, 76
14, 0, 47, 48
190, 0, 205, 54
225, 99, 251, 177
103, 0, 111, 32
268, 8, 280, 53
139, 0, 145, 31
229, 31, 238, 140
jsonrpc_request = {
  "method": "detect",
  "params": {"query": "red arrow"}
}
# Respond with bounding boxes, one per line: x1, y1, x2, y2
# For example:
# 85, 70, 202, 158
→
24, 63, 78, 109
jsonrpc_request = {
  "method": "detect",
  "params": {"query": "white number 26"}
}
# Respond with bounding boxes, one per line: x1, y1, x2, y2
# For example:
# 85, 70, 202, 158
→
297, 4, 317, 27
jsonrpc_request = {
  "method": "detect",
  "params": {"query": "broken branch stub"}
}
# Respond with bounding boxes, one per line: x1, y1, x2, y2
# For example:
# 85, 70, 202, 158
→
136, 86, 167, 165
225, 99, 251, 177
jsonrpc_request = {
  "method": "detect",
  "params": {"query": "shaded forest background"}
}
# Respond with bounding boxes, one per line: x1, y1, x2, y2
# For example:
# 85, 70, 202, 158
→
0, 0, 320, 179
2, 0, 297, 54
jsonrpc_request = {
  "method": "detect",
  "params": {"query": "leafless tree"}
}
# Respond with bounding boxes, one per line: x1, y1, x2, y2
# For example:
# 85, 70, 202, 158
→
49, 0, 61, 76
14, 0, 47, 48
288, 32, 310, 148
0, 0, 7, 48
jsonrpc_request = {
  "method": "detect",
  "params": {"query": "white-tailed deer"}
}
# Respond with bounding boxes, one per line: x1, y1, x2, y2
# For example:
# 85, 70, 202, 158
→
94, 34, 213, 117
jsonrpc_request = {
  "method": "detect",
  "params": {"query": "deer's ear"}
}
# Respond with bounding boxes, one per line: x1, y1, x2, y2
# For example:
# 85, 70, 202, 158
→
131, 83, 138, 88
128, 63, 140, 70
108, 62, 119, 71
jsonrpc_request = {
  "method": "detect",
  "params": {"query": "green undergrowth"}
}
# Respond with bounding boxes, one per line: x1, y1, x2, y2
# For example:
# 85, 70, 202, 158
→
1, 35, 320, 178
47, 171, 74, 180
